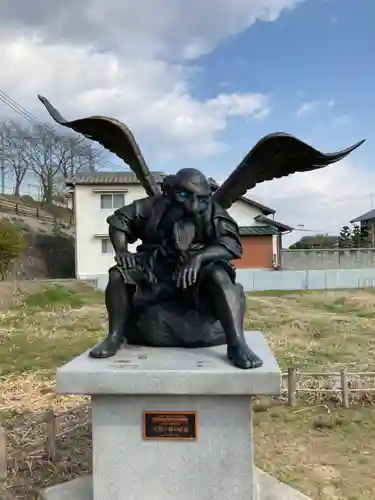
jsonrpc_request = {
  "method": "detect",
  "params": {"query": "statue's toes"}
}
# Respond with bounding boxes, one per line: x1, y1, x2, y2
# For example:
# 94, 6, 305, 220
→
89, 340, 117, 359
227, 342, 263, 370
248, 353, 263, 368
89, 345, 107, 358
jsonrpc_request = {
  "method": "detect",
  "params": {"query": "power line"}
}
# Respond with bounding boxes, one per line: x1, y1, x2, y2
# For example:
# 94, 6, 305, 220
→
0, 89, 124, 172
292, 228, 340, 234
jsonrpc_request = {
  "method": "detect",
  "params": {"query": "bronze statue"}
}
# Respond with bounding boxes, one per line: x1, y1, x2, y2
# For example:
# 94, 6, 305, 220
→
38, 94, 365, 369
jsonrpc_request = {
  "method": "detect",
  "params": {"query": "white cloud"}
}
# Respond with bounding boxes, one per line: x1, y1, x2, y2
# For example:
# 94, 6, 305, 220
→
1, 0, 305, 60
250, 154, 371, 247
0, 0, 303, 157
296, 101, 319, 117
0, 31, 271, 156
328, 99, 335, 107
6, 0, 363, 247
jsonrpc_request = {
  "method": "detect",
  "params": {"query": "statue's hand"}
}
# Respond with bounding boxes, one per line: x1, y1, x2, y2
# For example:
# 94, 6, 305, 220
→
176, 253, 203, 289
115, 251, 139, 270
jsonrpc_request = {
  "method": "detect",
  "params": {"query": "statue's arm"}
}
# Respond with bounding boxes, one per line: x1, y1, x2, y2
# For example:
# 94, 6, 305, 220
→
109, 225, 129, 254
199, 218, 243, 263
199, 244, 235, 263
106, 196, 156, 256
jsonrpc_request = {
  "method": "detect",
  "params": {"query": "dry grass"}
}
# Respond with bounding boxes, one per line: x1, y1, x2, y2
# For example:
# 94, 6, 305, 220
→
0, 283, 375, 499
246, 289, 375, 500
246, 289, 375, 372
253, 402, 375, 500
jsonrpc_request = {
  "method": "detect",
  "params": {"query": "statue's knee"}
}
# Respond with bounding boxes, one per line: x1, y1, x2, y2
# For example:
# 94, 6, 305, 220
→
108, 267, 122, 285
209, 265, 231, 286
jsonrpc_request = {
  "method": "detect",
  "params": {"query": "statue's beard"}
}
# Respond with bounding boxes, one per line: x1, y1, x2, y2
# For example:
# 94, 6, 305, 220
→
168, 199, 211, 252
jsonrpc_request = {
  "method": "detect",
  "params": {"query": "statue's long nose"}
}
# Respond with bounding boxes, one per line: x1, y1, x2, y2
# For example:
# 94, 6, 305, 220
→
191, 195, 198, 213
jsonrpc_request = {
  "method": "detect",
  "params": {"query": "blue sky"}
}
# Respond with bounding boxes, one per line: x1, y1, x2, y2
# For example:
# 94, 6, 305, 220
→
0, 0, 374, 245
187, 0, 372, 170
193, 0, 374, 244
158, 0, 373, 244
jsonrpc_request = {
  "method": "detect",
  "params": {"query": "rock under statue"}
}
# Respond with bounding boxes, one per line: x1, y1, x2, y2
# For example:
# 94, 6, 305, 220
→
38, 94, 365, 369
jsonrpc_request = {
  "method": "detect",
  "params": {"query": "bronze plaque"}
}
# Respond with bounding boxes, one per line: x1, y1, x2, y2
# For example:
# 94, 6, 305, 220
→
143, 411, 197, 440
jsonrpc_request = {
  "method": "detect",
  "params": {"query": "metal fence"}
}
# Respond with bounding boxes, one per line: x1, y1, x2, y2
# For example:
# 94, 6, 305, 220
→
0, 197, 54, 222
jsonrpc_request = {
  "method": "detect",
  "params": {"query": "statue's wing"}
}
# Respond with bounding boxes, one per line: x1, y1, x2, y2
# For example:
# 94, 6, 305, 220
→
37, 95, 161, 197
213, 132, 365, 209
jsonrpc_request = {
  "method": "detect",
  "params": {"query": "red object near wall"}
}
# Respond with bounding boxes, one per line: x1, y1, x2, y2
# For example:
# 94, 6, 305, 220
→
233, 235, 273, 269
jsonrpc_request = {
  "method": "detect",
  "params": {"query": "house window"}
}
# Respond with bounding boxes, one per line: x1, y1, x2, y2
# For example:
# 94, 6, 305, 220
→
100, 193, 125, 210
101, 238, 113, 254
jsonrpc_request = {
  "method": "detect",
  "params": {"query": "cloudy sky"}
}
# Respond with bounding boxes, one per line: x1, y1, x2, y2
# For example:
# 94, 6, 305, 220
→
0, 0, 373, 245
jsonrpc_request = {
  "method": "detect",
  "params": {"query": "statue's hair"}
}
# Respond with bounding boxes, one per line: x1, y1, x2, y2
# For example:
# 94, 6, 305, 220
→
161, 175, 176, 197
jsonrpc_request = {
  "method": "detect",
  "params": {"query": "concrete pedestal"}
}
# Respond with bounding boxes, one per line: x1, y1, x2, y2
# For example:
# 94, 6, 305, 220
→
48, 331, 282, 500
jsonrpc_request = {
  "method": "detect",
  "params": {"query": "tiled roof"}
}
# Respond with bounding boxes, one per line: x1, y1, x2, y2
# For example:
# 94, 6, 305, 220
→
350, 208, 375, 223
66, 171, 166, 185
239, 226, 279, 236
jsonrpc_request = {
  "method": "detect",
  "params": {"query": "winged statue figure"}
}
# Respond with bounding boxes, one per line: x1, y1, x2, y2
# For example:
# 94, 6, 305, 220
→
38, 94, 365, 369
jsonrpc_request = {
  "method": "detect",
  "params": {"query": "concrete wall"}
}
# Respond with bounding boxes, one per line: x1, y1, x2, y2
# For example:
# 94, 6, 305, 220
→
92, 268, 375, 292
74, 183, 267, 279
282, 248, 375, 270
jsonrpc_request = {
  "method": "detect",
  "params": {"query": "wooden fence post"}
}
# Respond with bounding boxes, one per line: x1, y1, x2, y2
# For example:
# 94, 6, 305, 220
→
0, 426, 6, 481
45, 411, 57, 461
340, 370, 349, 408
288, 367, 297, 407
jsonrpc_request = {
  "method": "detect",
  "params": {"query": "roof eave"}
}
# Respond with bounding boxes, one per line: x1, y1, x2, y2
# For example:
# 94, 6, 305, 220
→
66, 181, 145, 187
350, 209, 375, 224
239, 197, 275, 215
254, 214, 293, 233
349, 216, 375, 223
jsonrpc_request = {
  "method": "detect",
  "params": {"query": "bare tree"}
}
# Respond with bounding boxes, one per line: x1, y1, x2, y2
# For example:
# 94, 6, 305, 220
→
22, 123, 99, 204
57, 135, 99, 180
0, 119, 30, 196
0, 119, 100, 204
21, 124, 70, 204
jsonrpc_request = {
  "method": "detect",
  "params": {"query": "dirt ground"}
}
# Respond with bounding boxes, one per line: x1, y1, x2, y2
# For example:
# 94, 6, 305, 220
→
1, 282, 374, 499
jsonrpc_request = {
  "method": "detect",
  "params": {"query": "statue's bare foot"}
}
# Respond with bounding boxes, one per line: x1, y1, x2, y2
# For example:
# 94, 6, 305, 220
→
89, 335, 123, 359
227, 336, 263, 369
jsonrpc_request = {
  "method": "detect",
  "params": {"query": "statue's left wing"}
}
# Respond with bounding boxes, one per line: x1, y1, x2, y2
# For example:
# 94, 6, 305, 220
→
38, 95, 161, 197
212, 132, 365, 209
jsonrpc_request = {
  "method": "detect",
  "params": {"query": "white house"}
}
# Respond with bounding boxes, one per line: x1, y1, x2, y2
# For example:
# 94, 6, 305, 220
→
66, 171, 292, 281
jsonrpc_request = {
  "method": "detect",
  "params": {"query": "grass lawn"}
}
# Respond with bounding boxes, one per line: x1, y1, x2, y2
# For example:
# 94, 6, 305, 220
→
1, 282, 375, 499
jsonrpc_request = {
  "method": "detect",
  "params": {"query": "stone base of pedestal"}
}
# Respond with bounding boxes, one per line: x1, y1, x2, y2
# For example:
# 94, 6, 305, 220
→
41, 470, 312, 500
53, 331, 282, 500
91, 393, 257, 500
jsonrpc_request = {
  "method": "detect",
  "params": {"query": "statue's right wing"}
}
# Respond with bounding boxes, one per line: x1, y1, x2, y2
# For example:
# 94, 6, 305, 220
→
213, 132, 365, 209
38, 95, 161, 197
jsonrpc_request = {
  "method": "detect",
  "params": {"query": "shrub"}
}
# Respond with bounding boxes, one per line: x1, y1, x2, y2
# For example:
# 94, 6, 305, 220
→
20, 195, 38, 206
0, 218, 26, 279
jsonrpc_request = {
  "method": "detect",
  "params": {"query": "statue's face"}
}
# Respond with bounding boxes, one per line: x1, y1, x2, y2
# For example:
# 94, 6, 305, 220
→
172, 168, 211, 215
